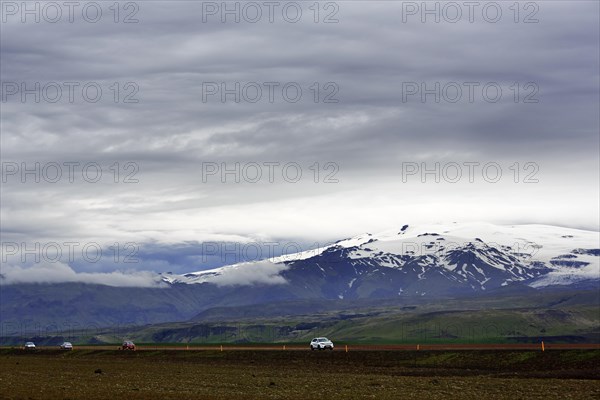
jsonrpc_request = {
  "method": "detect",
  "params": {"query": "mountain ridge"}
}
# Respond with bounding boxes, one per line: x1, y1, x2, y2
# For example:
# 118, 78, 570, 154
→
163, 222, 600, 294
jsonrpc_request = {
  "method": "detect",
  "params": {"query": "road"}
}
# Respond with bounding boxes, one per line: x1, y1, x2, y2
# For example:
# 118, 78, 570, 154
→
13, 343, 600, 351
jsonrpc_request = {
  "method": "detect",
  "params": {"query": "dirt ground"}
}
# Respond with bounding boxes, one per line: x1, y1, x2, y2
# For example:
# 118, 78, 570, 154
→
1, 349, 598, 399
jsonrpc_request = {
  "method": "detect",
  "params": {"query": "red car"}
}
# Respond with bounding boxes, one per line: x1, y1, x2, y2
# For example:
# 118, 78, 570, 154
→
122, 341, 136, 350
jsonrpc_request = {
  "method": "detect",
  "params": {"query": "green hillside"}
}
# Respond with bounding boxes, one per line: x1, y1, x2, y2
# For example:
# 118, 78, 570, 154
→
3, 289, 597, 345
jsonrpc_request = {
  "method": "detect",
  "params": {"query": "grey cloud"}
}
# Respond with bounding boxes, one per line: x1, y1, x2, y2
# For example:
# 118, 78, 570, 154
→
1, 1, 598, 276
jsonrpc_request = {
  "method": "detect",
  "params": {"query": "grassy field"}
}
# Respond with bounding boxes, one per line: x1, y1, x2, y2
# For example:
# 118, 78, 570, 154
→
1, 349, 598, 399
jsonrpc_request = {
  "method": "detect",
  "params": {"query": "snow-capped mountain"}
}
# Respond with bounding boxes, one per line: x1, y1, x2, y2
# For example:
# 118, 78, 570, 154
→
163, 223, 600, 297
2, 223, 598, 328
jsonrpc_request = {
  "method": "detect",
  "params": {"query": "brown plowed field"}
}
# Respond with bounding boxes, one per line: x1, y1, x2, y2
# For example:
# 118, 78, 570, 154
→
1, 348, 598, 399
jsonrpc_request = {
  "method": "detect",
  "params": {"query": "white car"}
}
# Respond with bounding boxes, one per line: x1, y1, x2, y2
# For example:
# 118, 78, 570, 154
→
60, 342, 73, 350
24, 342, 36, 350
310, 337, 334, 350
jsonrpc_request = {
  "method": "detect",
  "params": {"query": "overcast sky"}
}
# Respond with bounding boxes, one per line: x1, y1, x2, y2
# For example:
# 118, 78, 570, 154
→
1, 1, 599, 277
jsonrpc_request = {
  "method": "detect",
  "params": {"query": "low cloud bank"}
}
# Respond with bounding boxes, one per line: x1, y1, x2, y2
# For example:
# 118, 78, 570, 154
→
0, 262, 165, 287
0, 260, 289, 287
206, 261, 289, 287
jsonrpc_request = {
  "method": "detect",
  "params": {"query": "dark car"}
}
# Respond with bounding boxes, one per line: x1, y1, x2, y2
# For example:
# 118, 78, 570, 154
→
122, 341, 136, 350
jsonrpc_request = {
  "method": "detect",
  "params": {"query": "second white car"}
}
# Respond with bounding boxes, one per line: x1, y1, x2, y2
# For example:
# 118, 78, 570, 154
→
60, 342, 73, 350
310, 337, 334, 350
